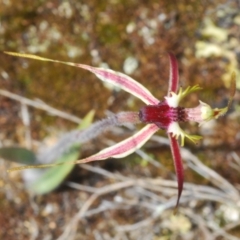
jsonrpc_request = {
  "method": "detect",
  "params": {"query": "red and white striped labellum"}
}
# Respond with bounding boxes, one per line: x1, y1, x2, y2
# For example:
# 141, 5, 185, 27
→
5, 51, 235, 209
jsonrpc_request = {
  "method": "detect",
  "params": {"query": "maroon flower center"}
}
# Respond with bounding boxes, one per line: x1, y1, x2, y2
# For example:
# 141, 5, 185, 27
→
139, 101, 186, 129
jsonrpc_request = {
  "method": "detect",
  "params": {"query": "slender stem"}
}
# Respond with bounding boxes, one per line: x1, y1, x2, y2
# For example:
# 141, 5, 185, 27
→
37, 112, 140, 164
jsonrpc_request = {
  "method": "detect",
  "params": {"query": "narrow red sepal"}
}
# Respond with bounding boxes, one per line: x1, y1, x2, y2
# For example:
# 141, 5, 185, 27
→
168, 53, 179, 95
168, 133, 184, 210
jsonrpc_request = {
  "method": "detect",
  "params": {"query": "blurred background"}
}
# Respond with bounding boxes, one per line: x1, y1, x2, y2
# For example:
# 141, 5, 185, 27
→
0, 0, 240, 239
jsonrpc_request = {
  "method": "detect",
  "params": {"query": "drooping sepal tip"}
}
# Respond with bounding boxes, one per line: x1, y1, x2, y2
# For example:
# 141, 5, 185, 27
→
228, 72, 236, 109
201, 73, 236, 121
168, 133, 184, 211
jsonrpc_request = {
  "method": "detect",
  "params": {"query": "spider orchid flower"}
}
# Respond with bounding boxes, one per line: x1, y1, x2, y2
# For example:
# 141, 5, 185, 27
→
4, 52, 236, 208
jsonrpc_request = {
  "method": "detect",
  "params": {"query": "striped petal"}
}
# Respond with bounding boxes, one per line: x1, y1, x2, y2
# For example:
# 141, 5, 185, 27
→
168, 133, 183, 209
4, 52, 159, 105
75, 124, 159, 164
167, 53, 179, 95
